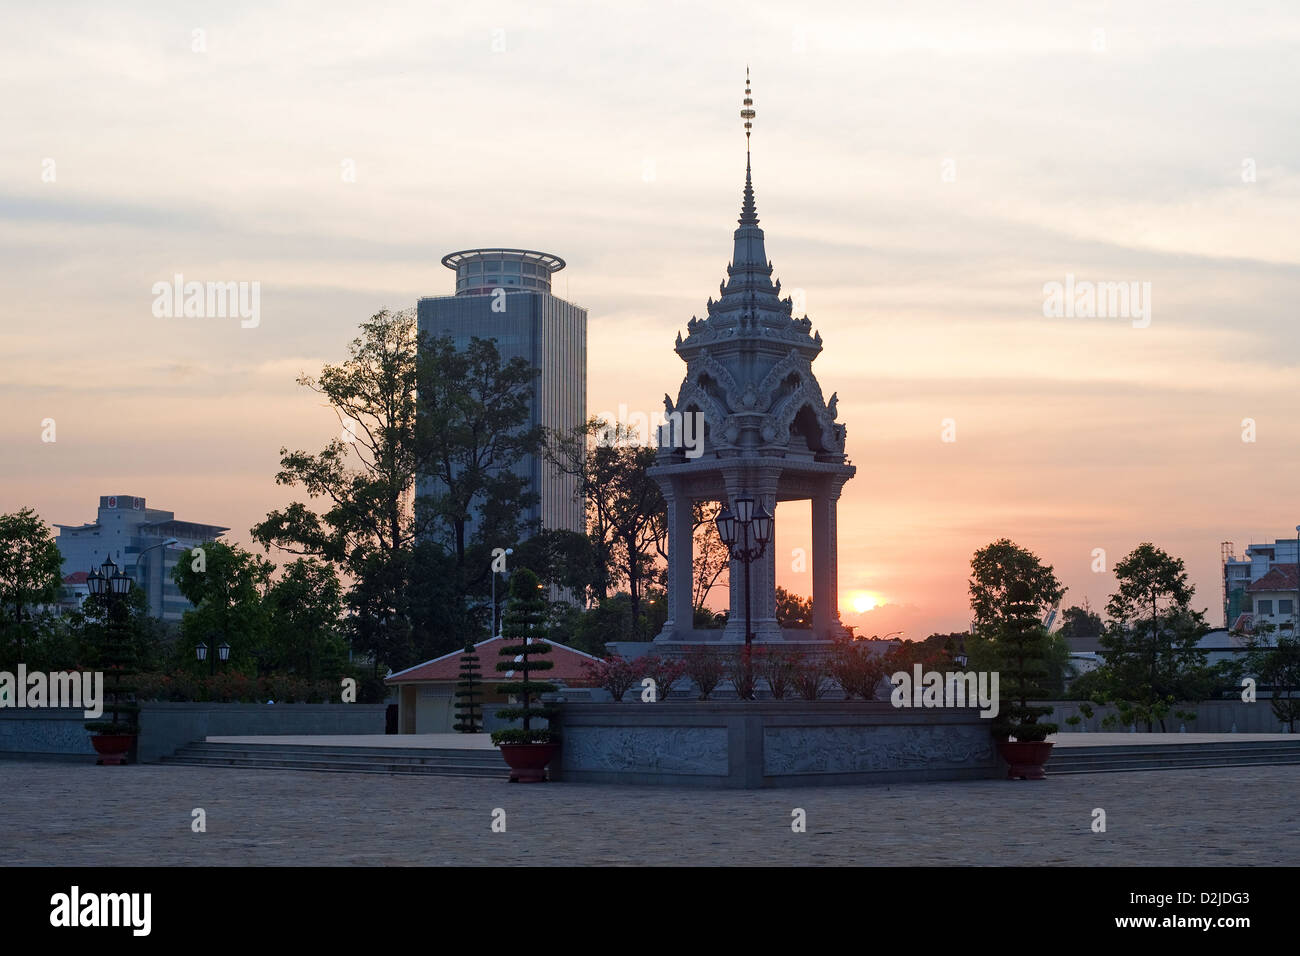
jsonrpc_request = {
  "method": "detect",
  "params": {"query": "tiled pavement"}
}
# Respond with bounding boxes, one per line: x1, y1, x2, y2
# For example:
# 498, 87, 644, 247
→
3, 761, 1297, 866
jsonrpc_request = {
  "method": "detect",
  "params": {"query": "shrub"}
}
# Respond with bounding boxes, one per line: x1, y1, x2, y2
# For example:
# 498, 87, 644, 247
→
581, 655, 638, 701
638, 654, 688, 702
792, 656, 828, 700
683, 646, 725, 700
755, 648, 797, 699
725, 647, 757, 700
830, 643, 891, 700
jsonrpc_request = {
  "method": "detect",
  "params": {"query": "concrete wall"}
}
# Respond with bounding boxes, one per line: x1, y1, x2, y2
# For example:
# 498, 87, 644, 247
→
0, 703, 387, 763
1043, 699, 1293, 733
0, 708, 97, 761
135, 703, 387, 762
552, 700, 1001, 788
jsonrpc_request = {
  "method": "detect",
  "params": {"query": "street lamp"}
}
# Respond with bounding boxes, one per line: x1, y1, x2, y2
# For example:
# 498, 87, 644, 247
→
87, 556, 134, 599
715, 495, 773, 699
195, 635, 231, 676
954, 639, 969, 669
491, 548, 514, 638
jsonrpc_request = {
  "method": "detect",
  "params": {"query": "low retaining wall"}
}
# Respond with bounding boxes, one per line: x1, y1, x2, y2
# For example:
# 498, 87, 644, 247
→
0, 703, 388, 763
1036, 700, 1292, 734
0, 709, 97, 761
552, 701, 1001, 788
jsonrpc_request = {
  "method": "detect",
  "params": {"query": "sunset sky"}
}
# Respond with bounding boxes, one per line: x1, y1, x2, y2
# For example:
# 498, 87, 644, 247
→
3, 1, 1299, 639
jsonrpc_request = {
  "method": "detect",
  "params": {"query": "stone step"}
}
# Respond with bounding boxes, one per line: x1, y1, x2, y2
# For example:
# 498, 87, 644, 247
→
183, 741, 499, 760
1048, 753, 1300, 774
161, 739, 508, 777
163, 753, 504, 776
177, 743, 502, 765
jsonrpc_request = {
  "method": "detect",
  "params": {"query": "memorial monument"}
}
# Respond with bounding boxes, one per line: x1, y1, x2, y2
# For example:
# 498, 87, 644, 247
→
649, 70, 856, 647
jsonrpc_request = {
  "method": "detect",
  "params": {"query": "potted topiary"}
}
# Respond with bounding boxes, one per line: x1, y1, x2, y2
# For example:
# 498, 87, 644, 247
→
490, 568, 559, 782
83, 589, 140, 765
453, 643, 484, 733
991, 581, 1058, 779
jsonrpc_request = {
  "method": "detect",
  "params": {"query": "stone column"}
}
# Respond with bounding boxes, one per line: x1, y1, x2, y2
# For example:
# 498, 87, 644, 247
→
659, 484, 695, 641
811, 489, 840, 639
752, 478, 781, 641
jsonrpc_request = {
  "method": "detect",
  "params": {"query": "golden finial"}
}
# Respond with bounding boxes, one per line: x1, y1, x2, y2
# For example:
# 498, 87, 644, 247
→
740, 66, 755, 143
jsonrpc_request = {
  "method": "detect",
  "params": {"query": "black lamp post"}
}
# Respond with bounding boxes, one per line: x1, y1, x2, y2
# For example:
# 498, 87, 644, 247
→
87, 555, 134, 604
715, 496, 773, 698
196, 633, 231, 676
954, 639, 969, 669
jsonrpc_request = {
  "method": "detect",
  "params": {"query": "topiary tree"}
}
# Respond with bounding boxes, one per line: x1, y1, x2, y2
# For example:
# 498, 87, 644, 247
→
453, 643, 484, 733
490, 568, 558, 746
993, 581, 1059, 741
84, 593, 140, 742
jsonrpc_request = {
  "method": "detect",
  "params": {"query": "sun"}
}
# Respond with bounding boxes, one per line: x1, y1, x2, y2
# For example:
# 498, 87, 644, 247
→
851, 593, 878, 614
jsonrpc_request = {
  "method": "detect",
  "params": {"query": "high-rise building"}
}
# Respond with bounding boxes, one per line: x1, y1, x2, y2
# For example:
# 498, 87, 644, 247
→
417, 248, 586, 538
54, 495, 228, 622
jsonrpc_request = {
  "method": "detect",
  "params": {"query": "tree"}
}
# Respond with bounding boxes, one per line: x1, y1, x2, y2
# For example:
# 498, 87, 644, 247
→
1247, 630, 1300, 732
172, 540, 273, 674
251, 310, 426, 673
252, 314, 542, 675
453, 644, 485, 733
83, 588, 140, 739
1094, 543, 1220, 731
691, 501, 731, 615
71, 586, 168, 675
416, 334, 542, 568
1059, 603, 1104, 640
993, 581, 1059, 740
263, 558, 346, 680
490, 569, 557, 745
775, 587, 814, 629
969, 540, 1066, 740
969, 538, 1065, 634
0, 507, 64, 664
547, 418, 665, 636
509, 528, 600, 604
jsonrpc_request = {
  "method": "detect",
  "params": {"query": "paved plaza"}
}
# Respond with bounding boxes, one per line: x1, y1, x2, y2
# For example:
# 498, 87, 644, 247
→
3, 760, 1298, 866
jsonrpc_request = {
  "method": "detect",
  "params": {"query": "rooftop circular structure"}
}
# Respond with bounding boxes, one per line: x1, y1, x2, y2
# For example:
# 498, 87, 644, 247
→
441, 248, 567, 296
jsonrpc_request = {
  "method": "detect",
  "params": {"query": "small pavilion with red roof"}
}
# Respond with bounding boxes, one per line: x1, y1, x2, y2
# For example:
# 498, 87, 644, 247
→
385, 637, 603, 734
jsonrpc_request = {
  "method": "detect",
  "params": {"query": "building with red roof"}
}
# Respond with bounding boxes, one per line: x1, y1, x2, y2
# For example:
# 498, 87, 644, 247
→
385, 637, 603, 734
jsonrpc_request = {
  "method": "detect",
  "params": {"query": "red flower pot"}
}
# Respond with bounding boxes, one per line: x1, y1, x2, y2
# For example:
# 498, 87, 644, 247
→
91, 734, 135, 766
996, 740, 1053, 780
498, 743, 560, 783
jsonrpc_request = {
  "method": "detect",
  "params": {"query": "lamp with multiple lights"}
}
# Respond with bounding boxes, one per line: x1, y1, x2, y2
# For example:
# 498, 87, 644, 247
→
86, 556, 134, 599
195, 635, 232, 675
714, 495, 773, 699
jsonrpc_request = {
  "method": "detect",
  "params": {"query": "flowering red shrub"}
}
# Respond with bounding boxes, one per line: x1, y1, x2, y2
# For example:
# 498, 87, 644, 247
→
580, 655, 638, 701
637, 654, 688, 702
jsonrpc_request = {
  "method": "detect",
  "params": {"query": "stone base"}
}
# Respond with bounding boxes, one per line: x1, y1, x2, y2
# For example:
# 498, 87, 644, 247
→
552, 701, 1001, 788
649, 627, 842, 648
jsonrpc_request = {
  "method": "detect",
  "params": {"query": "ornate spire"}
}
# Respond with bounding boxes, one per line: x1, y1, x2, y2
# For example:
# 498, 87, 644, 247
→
739, 68, 758, 226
